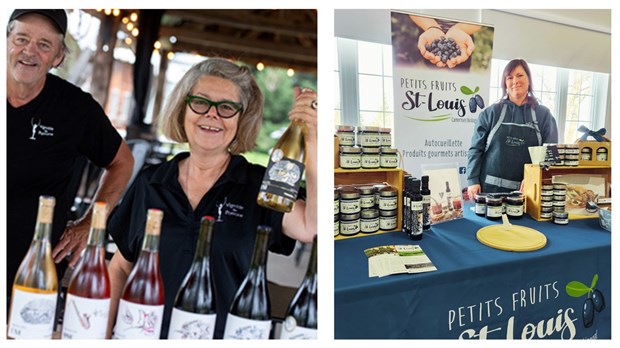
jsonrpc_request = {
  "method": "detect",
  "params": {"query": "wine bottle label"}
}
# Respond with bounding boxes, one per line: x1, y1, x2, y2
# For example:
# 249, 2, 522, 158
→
8, 288, 58, 339
260, 153, 305, 201
223, 313, 271, 339
113, 300, 164, 339
61, 294, 110, 339
167, 308, 217, 339
279, 316, 317, 339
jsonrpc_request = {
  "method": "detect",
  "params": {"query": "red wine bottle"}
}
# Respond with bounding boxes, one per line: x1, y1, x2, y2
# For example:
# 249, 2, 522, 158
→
62, 202, 111, 339
113, 209, 164, 339
279, 236, 317, 339
223, 225, 272, 339
167, 216, 217, 339
8, 196, 58, 339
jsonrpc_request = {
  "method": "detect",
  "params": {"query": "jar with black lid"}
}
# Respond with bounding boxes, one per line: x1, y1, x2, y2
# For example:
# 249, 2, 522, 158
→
505, 192, 524, 219
339, 186, 360, 214
474, 193, 487, 216
340, 212, 360, 236
485, 195, 503, 220
360, 209, 380, 234
553, 211, 569, 225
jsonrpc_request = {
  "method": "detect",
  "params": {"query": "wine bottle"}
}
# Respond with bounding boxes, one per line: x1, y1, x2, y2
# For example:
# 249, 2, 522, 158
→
8, 196, 58, 339
61, 202, 111, 339
410, 179, 423, 241
279, 236, 317, 339
223, 225, 272, 339
421, 176, 431, 230
257, 117, 306, 213
113, 209, 165, 339
167, 216, 217, 339
402, 175, 411, 236
445, 181, 454, 211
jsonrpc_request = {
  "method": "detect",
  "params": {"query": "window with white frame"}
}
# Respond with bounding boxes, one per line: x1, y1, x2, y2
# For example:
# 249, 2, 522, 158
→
335, 38, 609, 145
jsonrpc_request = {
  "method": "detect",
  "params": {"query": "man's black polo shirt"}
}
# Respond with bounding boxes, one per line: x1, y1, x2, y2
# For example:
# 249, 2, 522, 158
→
108, 152, 299, 338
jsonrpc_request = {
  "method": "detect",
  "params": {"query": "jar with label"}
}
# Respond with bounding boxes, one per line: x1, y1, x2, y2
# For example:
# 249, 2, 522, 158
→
505, 193, 524, 219
336, 125, 356, 146
373, 184, 387, 207
340, 213, 360, 236
334, 189, 339, 215
380, 148, 398, 169
580, 147, 592, 161
360, 209, 380, 234
553, 211, 569, 225
334, 214, 339, 237
339, 187, 360, 214
361, 147, 381, 169
339, 146, 361, 169
597, 147, 608, 161
379, 209, 398, 231
379, 128, 392, 147
540, 206, 554, 219
379, 186, 398, 211
485, 195, 503, 221
357, 126, 381, 148
358, 186, 376, 210
474, 193, 487, 216
565, 144, 580, 155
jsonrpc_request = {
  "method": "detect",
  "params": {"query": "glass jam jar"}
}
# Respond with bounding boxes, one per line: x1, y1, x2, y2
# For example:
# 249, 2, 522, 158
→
580, 147, 592, 161
379, 186, 398, 211
336, 125, 356, 146
360, 209, 380, 234
474, 193, 487, 216
379, 128, 392, 147
339, 146, 361, 169
505, 192, 524, 219
361, 147, 380, 169
485, 195, 503, 220
358, 186, 376, 210
340, 212, 360, 236
379, 209, 398, 231
596, 147, 608, 161
380, 147, 398, 168
334, 189, 339, 215
339, 186, 360, 214
357, 126, 381, 148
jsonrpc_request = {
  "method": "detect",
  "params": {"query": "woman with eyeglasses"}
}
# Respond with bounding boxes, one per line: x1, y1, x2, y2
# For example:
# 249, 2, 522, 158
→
105, 58, 317, 339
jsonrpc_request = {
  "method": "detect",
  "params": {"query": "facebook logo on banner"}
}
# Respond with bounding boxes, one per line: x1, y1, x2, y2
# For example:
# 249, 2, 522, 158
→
459, 167, 467, 174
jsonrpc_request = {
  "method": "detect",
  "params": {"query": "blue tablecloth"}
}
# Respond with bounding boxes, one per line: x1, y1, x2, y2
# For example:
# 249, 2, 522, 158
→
335, 205, 611, 339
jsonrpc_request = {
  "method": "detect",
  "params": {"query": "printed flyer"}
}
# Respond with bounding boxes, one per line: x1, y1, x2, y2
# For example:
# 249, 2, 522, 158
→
364, 244, 437, 278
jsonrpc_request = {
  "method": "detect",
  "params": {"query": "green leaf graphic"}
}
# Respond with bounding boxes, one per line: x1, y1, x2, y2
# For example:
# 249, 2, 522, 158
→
460, 86, 474, 95
590, 274, 599, 289
474, 86, 480, 94
565, 281, 591, 297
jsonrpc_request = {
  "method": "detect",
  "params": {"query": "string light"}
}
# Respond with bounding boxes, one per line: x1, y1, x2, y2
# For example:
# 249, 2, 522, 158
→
287, 68, 295, 77
130, 12, 138, 22
126, 22, 134, 31
125, 37, 133, 45
112, 9, 120, 17
104, 9, 112, 16
122, 17, 129, 24
167, 51, 175, 60
131, 28, 139, 37
256, 62, 265, 71
154, 41, 161, 49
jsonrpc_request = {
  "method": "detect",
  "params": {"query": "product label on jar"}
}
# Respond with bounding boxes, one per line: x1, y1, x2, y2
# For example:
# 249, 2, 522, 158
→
381, 134, 392, 147
334, 221, 340, 236
223, 313, 271, 339
113, 300, 164, 339
340, 199, 360, 214
62, 294, 110, 339
337, 133, 355, 146
359, 133, 381, 147
334, 200, 339, 214
380, 216, 397, 230
340, 220, 360, 235
340, 154, 361, 169
379, 197, 397, 210
168, 308, 216, 339
597, 152, 608, 161
360, 195, 375, 209
279, 316, 317, 339
8, 288, 58, 339
361, 217, 380, 233
260, 154, 305, 200
486, 205, 503, 218
380, 155, 398, 168
361, 155, 380, 168
475, 203, 486, 215
506, 204, 524, 217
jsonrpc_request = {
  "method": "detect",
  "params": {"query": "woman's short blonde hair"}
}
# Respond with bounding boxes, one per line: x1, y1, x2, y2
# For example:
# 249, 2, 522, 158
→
159, 57, 264, 154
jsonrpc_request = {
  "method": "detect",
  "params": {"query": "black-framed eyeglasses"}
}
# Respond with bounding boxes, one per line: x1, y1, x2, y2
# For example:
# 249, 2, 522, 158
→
185, 95, 243, 118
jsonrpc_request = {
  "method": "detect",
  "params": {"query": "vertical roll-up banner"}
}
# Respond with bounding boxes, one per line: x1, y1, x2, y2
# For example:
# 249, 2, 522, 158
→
391, 11, 495, 191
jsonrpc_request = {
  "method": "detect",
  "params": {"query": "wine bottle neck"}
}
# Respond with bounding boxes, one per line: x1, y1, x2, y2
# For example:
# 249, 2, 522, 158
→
194, 221, 214, 260
249, 228, 270, 270
141, 233, 160, 252
32, 221, 53, 243
87, 227, 107, 247
305, 238, 317, 277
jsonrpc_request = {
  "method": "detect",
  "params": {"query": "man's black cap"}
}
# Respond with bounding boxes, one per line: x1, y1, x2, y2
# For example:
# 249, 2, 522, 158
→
9, 9, 68, 36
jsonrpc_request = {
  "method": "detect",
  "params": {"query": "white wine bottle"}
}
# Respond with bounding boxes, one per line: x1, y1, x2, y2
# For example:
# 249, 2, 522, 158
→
279, 236, 317, 339
61, 202, 110, 339
257, 118, 306, 213
8, 196, 58, 339
223, 225, 272, 339
167, 216, 217, 339
113, 209, 165, 339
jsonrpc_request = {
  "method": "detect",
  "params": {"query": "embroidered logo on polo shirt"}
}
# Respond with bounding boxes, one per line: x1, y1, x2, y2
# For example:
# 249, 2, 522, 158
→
216, 197, 244, 221
29, 117, 54, 140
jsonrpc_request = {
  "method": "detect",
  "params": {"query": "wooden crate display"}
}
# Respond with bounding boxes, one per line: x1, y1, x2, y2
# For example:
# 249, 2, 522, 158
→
578, 141, 611, 166
334, 168, 403, 240
522, 164, 611, 221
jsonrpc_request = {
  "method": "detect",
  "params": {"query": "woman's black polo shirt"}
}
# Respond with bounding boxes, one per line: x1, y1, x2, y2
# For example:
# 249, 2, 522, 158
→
108, 152, 300, 338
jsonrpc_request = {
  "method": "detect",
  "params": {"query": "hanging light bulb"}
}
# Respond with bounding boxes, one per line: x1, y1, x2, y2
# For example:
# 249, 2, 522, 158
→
167, 51, 175, 60
112, 9, 120, 17
132, 28, 139, 37
130, 12, 138, 22
154, 41, 161, 49
287, 68, 295, 77
256, 62, 265, 71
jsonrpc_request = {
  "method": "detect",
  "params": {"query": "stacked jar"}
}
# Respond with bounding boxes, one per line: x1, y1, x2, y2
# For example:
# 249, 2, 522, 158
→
555, 144, 565, 166
380, 147, 398, 169
358, 186, 379, 234
474, 193, 487, 217
379, 127, 392, 147
552, 181, 568, 225
564, 144, 580, 167
339, 186, 361, 236
378, 185, 398, 231
334, 189, 339, 237
539, 181, 554, 219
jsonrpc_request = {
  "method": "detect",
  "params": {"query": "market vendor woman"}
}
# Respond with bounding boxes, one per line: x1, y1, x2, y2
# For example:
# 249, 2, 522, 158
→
467, 59, 558, 197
